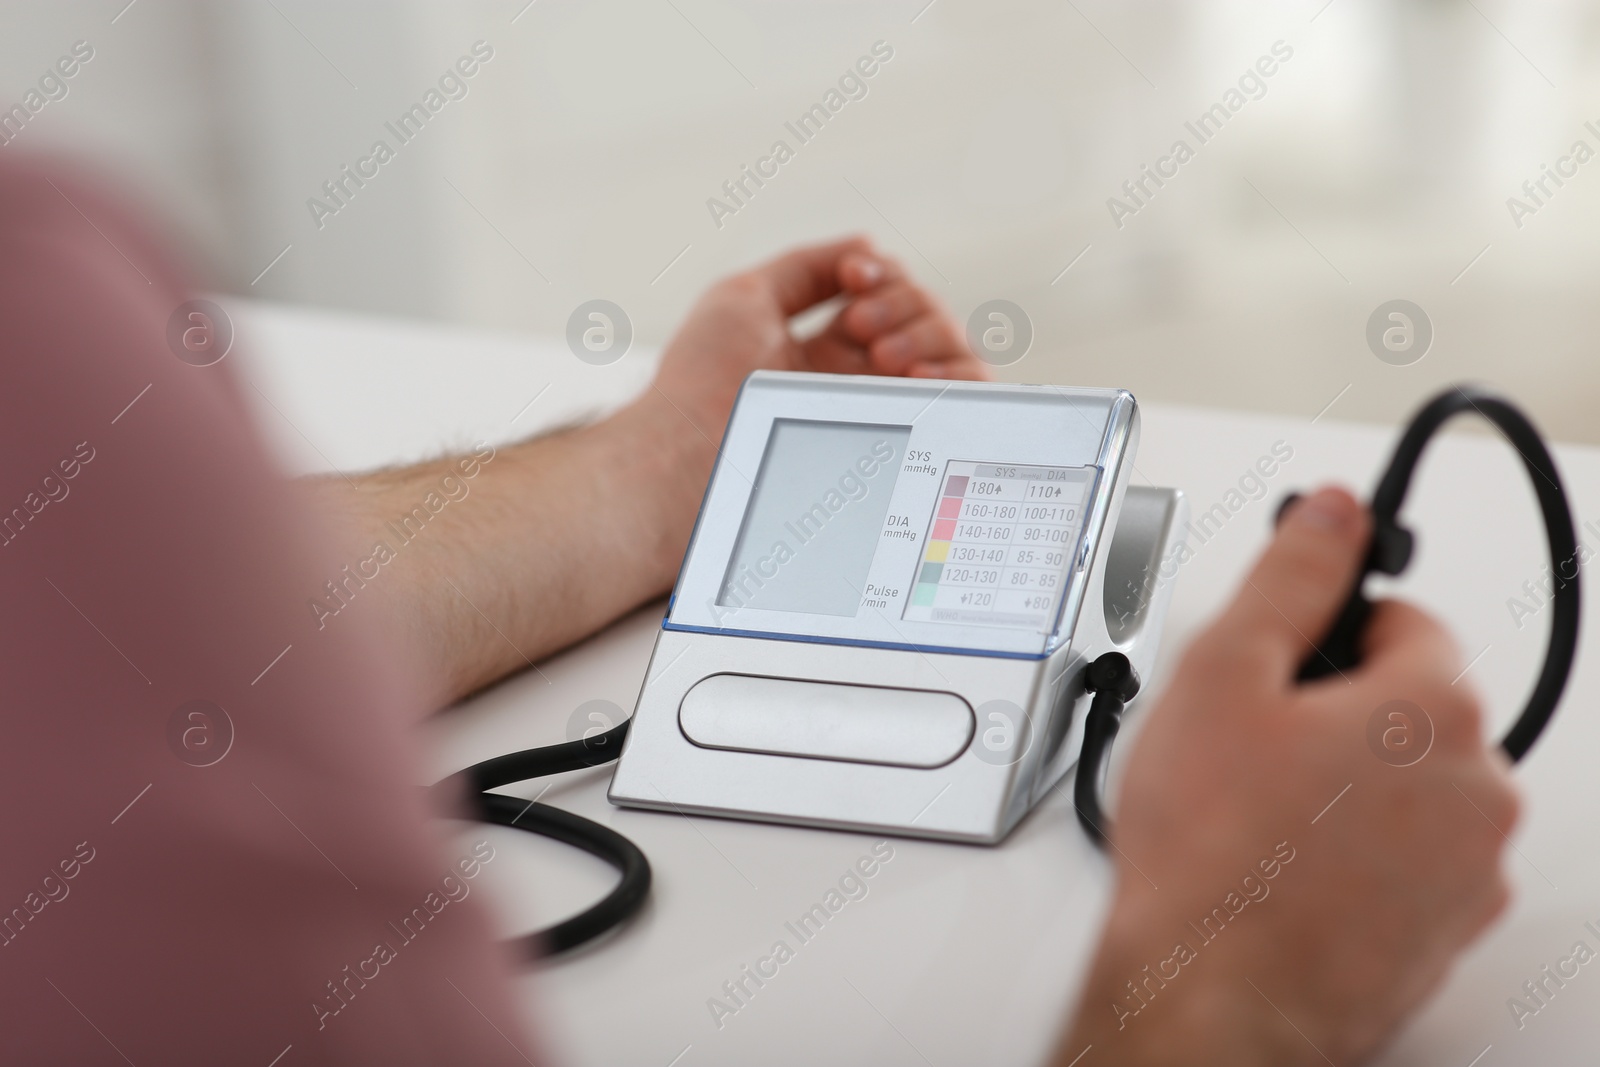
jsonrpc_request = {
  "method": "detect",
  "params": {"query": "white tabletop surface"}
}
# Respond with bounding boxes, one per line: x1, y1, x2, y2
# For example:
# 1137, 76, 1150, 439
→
231, 297, 1600, 1067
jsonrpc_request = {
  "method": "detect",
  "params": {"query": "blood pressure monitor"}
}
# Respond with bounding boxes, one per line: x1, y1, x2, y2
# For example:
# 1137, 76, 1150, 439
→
609, 371, 1189, 843
474, 382, 1570, 952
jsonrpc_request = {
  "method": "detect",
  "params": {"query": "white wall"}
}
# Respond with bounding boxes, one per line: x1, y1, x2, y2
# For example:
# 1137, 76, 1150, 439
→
4, 0, 1599, 440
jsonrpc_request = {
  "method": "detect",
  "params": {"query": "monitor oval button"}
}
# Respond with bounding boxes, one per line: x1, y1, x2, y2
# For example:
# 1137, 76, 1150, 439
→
678, 674, 975, 770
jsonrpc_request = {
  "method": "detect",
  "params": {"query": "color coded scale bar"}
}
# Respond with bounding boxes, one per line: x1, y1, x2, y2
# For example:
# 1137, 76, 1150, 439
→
911, 474, 968, 604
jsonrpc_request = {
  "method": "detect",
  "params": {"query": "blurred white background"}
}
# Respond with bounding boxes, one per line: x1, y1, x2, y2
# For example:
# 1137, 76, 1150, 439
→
3, 0, 1599, 440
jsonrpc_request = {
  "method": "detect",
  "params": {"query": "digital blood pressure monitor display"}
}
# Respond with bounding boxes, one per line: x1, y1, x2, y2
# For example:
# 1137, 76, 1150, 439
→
667, 372, 1134, 658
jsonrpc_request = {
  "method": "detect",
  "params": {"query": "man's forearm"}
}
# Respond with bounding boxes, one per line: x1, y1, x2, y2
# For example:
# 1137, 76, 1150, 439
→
306, 392, 716, 707
299, 236, 990, 709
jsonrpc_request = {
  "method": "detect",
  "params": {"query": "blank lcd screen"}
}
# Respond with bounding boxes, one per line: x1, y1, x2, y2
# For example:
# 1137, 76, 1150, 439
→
717, 419, 911, 617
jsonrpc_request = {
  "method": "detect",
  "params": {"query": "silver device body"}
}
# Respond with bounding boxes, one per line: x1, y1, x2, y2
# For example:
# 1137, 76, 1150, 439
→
609, 373, 1187, 844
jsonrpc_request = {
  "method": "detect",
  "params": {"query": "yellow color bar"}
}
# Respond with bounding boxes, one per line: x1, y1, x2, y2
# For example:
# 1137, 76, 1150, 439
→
925, 540, 950, 562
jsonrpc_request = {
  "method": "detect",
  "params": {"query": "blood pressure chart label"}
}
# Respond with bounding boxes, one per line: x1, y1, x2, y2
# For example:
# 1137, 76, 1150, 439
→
902, 462, 1095, 630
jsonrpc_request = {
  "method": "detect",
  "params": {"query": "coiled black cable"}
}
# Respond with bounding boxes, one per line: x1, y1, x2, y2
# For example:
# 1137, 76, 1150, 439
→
440, 721, 650, 958
1293, 386, 1581, 764
1075, 385, 1582, 848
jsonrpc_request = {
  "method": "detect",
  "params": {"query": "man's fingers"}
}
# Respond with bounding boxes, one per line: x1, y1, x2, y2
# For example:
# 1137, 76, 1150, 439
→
904, 356, 992, 381
1216, 486, 1371, 678
751, 236, 872, 316
841, 281, 926, 342
777, 236, 982, 381
868, 311, 992, 380
1350, 598, 1488, 752
839, 247, 905, 292
800, 332, 872, 375
1359, 599, 1463, 684
868, 315, 959, 373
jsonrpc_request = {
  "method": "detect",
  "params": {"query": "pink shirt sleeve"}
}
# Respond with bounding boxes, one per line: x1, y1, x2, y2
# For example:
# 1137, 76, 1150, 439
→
0, 157, 539, 1065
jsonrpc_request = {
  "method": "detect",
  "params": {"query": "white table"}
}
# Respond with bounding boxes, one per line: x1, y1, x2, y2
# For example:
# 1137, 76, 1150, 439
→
233, 298, 1600, 1067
